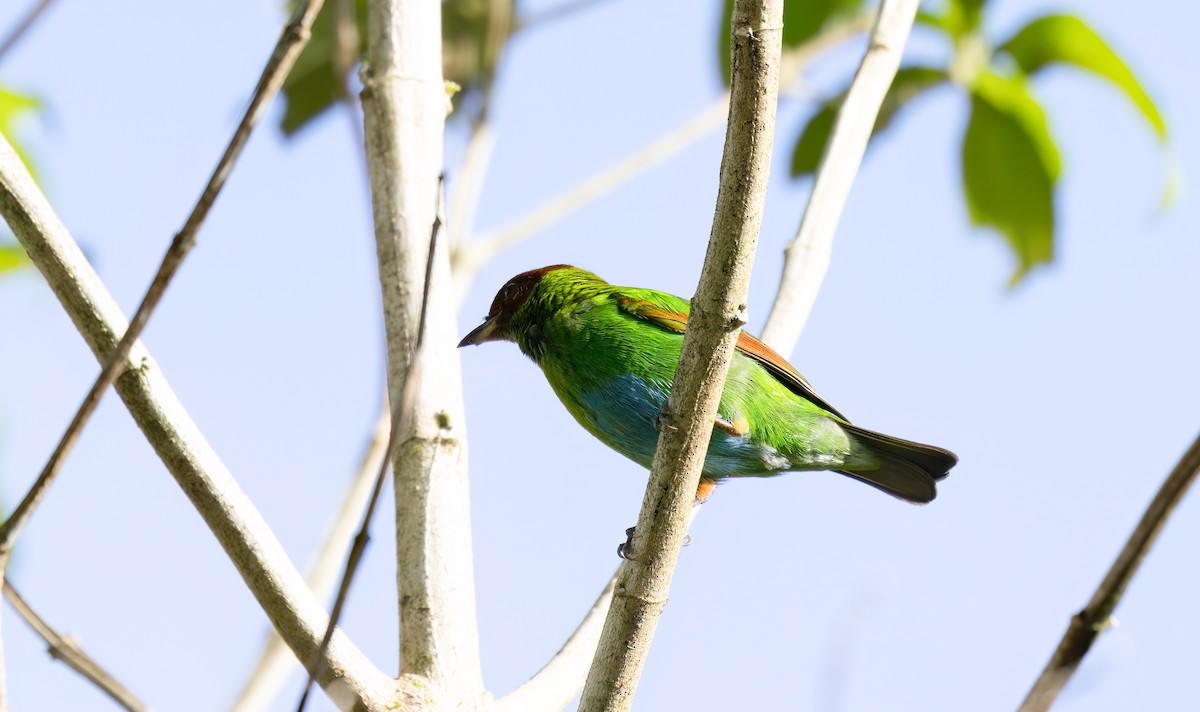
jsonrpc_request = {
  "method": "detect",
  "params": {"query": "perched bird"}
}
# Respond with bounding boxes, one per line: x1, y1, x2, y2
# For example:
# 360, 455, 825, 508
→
459, 265, 956, 504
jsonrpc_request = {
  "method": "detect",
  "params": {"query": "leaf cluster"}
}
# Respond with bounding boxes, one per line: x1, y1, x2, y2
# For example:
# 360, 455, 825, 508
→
729, 0, 1167, 283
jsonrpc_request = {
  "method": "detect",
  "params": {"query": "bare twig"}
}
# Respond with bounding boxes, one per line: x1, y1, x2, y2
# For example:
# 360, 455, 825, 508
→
576, 1, 784, 710
452, 13, 870, 295
1018, 431, 1200, 712
296, 185, 445, 712
360, 0, 483, 703
3, 582, 150, 712
0, 0, 53, 64
229, 404, 390, 712
0, 132, 392, 710
759, 0, 920, 355
452, 97, 729, 292
0, 0, 325, 569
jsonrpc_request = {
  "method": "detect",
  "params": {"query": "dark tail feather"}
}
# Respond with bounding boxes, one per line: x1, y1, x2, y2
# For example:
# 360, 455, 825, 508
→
836, 423, 958, 504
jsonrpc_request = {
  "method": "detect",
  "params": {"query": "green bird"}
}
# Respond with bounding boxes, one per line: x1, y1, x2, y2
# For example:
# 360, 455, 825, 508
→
459, 265, 955, 504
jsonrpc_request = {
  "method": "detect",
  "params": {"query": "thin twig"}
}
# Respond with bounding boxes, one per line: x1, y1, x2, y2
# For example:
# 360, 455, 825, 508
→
0, 128, 391, 711
453, 97, 729, 289
2, 582, 150, 712
0, 0, 53, 64
0, 0, 326, 565
296, 182, 444, 712
758, 0, 920, 355
229, 404, 390, 712
576, 1, 784, 709
1018, 431, 1200, 712
452, 13, 870, 293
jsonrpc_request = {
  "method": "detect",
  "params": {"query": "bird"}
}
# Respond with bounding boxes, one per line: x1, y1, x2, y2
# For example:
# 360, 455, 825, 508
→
459, 265, 956, 505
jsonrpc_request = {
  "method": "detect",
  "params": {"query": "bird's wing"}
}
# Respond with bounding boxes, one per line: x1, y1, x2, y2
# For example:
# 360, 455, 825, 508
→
614, 292, 847, 420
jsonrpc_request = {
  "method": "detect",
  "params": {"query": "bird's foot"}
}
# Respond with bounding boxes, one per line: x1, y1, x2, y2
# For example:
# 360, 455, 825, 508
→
617, 526, 637, 560
653, 406, 676, 433
616, 526, 695, 559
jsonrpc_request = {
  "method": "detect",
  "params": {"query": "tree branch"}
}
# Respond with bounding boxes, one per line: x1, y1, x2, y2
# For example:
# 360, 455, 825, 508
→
759, 0, 920, 355
360, 0, 484, 704
229, 404, 391, 712
2, 582, 150, 712
0, 133, 393, 711
1018, 431, 1200, 712
576, 1, 784, 710
0, 0, 325, 573
0, 0, 54, 64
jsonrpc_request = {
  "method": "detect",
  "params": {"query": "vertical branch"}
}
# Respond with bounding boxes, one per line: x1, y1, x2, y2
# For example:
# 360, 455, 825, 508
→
758, 0, 920, 355
1018, 431, 1200, 712
360, 0, 483, 704
576, 1, 784, 710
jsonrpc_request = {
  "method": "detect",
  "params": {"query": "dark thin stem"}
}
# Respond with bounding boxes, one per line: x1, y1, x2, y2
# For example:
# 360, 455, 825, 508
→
1018, 430, 1200, 712
3, 582, 150, 712
0, 0, 326, 563
296, 178, 445, 712
0, 0, 54, 64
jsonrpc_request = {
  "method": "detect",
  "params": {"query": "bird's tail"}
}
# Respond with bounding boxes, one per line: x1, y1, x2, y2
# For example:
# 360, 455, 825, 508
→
836, 423, 957, 504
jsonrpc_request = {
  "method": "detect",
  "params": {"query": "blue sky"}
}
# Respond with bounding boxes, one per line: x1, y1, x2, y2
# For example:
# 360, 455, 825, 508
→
1, 1, 1198, 710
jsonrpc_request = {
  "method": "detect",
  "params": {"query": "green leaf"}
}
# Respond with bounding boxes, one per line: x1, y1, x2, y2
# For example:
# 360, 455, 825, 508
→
718, 0, 867, 83
0, 243, 28, 274
791, 66, 948, 177
919, 0, 988, 39
962, 71, 1060, 284
280, 0, 368, 135
0, 85, 41, 180
1000, 14, 1166, 142
280, 0, 513, 135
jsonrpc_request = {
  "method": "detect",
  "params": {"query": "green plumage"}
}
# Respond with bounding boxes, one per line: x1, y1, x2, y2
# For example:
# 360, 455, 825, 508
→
460, 265, 956, 503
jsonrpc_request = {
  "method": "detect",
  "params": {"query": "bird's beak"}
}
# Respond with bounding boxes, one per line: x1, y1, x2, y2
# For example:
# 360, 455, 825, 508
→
458, 317, 504, 347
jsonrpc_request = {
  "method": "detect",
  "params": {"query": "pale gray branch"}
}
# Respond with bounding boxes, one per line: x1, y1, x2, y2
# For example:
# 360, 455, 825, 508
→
452, 97, 730, 293
3, 582, 150, 712
229, 405, 391, 712
360, 0, 483, 704
575, 1, 784, 710
0, 133, 393, 711
1018, 431, 1200, 712
759, 0, 920, 355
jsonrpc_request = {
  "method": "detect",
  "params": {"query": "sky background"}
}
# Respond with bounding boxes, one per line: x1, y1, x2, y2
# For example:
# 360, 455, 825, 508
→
1, 0, 1198, 711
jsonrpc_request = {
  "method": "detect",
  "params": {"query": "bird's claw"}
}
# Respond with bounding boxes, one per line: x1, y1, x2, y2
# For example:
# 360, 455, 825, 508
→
617, 526, 637, 560
616, 527, 695, 559
653, 408, 676, 433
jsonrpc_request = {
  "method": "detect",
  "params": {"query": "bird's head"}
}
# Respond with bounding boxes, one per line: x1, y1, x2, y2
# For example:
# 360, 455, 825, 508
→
458, 264, 577, 348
